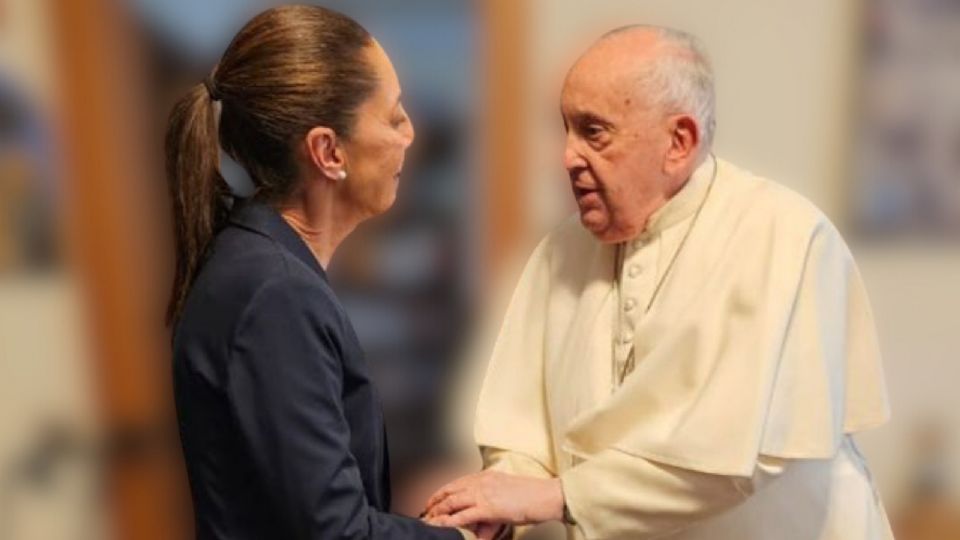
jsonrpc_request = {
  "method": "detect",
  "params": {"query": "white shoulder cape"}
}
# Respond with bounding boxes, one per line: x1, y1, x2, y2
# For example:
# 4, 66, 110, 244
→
474, 160, 890, 477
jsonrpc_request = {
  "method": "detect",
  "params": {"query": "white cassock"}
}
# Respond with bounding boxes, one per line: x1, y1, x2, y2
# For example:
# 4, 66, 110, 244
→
474, 157, 893, 540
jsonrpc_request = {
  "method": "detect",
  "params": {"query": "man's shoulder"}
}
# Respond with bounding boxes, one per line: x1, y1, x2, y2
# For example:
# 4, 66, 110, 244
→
716, 158, 831, 236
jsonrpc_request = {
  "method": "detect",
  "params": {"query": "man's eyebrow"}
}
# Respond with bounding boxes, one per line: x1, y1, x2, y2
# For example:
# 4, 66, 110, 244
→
569, 111, 614, 128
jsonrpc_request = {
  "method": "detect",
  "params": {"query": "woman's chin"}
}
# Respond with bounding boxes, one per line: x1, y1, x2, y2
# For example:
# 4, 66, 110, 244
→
373, 190, 398, 216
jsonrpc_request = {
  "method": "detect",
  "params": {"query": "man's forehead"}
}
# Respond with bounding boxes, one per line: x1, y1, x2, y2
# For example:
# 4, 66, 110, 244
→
561, 74, 619, 114
562, 33, 661, 104
562, 57, 641, 114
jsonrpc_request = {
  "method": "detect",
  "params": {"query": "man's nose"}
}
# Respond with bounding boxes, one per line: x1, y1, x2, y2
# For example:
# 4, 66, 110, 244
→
563, 141, 587, 171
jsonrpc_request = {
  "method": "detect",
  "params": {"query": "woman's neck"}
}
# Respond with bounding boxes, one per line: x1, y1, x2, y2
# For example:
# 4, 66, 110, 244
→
276, 190, 360, 269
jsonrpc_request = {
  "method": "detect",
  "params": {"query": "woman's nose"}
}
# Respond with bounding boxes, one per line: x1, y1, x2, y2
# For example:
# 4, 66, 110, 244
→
403, 118, 416, 147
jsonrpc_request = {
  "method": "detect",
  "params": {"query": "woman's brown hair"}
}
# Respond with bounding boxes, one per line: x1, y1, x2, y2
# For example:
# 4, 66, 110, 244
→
164, 5, 377, 323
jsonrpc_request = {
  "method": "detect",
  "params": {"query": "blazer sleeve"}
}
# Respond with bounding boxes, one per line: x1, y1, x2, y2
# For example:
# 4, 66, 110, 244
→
226, 276, 461, 540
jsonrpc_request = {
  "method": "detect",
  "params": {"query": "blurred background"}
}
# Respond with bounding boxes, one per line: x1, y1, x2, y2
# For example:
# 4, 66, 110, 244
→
0, 0, 957, 538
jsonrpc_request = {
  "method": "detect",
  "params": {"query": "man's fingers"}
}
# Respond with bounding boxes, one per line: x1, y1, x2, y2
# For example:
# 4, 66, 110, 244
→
429, 491, 474, 518
427, 513, 455, 527
425, 485, 461, 515
446, 507, 493, 528
426, 473, 480, 510
425, 485, 454, 511
425, 488, 460, 518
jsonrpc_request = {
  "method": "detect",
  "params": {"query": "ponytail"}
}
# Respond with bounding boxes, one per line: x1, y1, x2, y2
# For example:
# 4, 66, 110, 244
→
162, 5, 377, 324
164, 83, 229, 324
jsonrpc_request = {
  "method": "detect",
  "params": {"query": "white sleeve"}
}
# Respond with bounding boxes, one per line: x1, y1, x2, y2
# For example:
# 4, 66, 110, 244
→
560, 449, 787, 539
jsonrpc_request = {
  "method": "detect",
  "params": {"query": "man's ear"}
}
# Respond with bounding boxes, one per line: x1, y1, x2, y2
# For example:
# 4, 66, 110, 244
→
664, 114, 700, 173
304, 126, 346, 180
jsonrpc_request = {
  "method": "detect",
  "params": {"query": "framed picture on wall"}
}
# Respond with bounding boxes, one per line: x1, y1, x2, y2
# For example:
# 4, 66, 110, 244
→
854, 0, 960, 238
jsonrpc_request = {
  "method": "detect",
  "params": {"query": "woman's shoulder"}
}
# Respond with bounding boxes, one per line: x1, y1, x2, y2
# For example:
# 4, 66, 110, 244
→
172, 230, 354, 386
239, 270, 343, 326
178, 226, 345, 342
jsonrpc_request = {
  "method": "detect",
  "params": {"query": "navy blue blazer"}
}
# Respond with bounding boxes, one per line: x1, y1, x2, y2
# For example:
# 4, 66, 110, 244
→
172, 201, 460, 540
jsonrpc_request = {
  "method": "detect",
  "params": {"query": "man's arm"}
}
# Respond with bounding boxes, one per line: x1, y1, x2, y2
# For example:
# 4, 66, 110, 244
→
482, 447, 554, 479
560, 449, 786, 539
426, 447, 786, 539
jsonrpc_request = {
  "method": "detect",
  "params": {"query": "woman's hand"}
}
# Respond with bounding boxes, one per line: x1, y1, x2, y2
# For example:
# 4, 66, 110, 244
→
422, 471, 564, 530
466, 522, 508, 540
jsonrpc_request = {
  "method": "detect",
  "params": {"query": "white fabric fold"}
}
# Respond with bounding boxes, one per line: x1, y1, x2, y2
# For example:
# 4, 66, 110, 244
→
474, 158, 890, 478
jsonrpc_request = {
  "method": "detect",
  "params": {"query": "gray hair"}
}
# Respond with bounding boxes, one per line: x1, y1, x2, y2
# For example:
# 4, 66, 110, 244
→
602, 25, 717, 156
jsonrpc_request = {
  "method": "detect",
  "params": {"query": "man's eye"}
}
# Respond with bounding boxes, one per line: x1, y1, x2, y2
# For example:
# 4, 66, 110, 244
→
583, 124, 605, 140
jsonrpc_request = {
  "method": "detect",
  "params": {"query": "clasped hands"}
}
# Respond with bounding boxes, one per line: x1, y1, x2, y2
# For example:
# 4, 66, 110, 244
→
421, 470, 565, 540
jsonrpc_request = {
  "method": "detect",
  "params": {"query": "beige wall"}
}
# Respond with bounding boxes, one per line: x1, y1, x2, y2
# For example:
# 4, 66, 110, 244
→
524, 0, 960, 508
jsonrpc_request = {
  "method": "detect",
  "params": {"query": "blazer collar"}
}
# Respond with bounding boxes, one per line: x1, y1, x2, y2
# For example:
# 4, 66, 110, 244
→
228, 199, 328, 281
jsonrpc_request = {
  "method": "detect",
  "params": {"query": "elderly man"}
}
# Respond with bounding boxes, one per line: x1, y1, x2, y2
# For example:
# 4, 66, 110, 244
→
425, 25, 892, 540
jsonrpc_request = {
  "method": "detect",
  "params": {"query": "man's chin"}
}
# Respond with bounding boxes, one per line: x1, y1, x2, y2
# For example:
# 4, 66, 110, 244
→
579, 212, 615, 242
580, 215, 635, 244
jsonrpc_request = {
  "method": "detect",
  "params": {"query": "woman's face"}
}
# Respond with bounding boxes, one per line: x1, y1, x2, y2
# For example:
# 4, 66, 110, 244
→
339, 41, 415, 218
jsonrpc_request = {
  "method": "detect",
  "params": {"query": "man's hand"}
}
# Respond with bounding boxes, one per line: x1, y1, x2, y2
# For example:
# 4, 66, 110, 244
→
422, 471, 564, 530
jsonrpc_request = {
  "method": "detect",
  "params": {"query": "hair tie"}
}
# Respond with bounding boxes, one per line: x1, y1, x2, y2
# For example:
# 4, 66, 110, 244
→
203, 76, 222, 102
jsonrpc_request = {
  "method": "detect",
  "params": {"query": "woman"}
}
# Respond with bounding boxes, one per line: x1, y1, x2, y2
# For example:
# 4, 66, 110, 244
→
166, 6, 466, 539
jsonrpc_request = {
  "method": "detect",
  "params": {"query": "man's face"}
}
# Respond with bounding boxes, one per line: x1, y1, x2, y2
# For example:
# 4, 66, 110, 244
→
560, 43, 673, 244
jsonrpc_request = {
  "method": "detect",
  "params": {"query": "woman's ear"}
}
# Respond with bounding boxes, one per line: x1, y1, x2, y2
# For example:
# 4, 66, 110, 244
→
305, 126, 347, 180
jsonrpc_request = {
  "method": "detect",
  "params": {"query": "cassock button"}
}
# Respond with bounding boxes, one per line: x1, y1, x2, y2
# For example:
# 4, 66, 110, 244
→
621, 331, 634, 344
628, 265, 642, 278
624, 298, 637, 312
